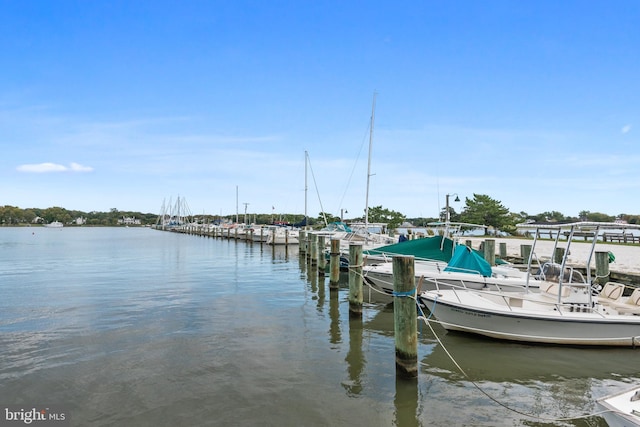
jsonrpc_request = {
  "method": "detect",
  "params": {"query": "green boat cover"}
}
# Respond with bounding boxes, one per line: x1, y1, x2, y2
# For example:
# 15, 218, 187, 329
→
363, 235, 456, 262
363, 235, 506, 267
443, 244, 492, 277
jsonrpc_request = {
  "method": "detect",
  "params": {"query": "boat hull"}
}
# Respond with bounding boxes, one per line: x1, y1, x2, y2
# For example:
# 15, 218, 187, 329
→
418, 291, 640, 347
596, 386, 640, 427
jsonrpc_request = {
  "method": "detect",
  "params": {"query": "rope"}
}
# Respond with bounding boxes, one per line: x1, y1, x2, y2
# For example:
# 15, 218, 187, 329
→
392, 289, 416, 297
346, 263, 619, 422
415, 299, 616, 422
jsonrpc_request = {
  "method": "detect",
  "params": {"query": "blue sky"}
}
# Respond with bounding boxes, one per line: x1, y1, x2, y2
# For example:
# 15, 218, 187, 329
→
1, 1, 638, 219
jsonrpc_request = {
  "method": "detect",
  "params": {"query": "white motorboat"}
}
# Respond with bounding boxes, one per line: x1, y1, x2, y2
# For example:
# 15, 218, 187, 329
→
44, 221, 63, 228
363, 237, 539, 302
417, 222, 640, 347
596, 385, 640, 426
266, 227, 299, 245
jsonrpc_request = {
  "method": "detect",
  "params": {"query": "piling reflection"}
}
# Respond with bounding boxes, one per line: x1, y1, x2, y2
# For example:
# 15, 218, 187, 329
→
316, 274, 326, 312
329, 288, 341, 345
298, 252, 307, 276
307, 265, 318, 295
393, 375, 421, 427
343, 315, 365, 396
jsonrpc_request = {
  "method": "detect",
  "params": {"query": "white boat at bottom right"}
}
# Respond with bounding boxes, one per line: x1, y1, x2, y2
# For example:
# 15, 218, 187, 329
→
417, 222, 640, 347
596, 385, 640, 426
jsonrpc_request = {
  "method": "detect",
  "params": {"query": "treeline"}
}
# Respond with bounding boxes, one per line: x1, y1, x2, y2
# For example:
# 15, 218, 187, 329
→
3, 194, 640, 231
0, 206, 158, 226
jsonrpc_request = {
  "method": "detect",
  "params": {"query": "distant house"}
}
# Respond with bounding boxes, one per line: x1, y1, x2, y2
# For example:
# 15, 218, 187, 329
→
75, 217, 86, 225
118, 216, 141, 225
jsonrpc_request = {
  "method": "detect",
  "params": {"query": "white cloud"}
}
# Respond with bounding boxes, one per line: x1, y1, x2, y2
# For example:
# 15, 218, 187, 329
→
16, 162, 94, 173
622, 124, 632, 134
69, 162, 94, 172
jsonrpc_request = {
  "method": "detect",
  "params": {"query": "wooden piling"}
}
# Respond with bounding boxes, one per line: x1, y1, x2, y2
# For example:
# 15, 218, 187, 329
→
317, 235, 326, 275
393, 255, 417, 378
520, 244, 532, 264
329, 238, 341, 290
298, 230, 307, 257
298, 230, 306, 254
499, 242, 507, 259
465, 240, 473, 249
348, 243, 363, 316
483, 239, 496, 265
309, 233, 318, 265
554, 247, 565, 264
595, 251, 610, 284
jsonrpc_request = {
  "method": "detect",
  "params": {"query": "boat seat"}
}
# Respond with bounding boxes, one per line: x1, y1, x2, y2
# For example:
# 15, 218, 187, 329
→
540, 282, 571, 298
597, 282, 625, 306
610, 288, 640, 314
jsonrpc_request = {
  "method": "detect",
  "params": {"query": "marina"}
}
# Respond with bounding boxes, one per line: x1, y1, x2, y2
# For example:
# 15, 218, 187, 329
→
1, 226, 639, 425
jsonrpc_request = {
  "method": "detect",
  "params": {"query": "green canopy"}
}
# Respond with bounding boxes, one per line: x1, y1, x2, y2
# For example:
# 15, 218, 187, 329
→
363, 235, 507, 265
444, 244, 493, 277
363, 235, 456, 262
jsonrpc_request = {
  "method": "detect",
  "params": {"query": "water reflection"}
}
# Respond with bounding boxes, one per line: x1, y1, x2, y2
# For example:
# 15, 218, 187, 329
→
420, 330, 639, 425
421, 331, 640, 383
329, 288, 341, 345
316, 275, 326, 312
343, 315, 364, 396
394, 375, 420, 427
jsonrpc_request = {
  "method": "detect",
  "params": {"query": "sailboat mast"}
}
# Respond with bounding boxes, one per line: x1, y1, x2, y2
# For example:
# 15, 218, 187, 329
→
364, 92, 377, 228
304, 150, 308, 227
235, 185, 239, 224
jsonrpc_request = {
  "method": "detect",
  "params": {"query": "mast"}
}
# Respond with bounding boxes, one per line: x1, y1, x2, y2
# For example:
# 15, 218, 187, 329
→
364, 91, 377, 229
235, 185, 239, 224
304, 150, 308, 227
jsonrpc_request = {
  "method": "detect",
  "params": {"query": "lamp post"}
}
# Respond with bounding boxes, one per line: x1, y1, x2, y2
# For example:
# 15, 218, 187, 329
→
341, 209, 348, 222
243, 202, 249, 225
445, 193, 460, 223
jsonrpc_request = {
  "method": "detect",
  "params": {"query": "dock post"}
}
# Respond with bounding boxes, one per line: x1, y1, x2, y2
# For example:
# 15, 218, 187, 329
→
465, 240, 473, 248
329, 238, 341, 290
483, 239, 496, 265
520, 244, 532, 264
393, 255, 417, 378
554, 247, 565, 264
595, 251, 610, 284
285, 229, 289, 245
348, 242, 363, 317
309, 233, 318, 266
260, 227, 264, 245
317, 235, 326, 275
499, 242, 507, 259
298, 230, 306, 254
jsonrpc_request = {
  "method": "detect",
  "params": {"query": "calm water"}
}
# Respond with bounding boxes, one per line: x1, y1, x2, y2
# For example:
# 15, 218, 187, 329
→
0, 227, 638, 426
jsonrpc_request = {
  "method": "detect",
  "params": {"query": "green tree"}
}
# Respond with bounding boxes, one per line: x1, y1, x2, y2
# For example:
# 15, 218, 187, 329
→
316, 212, 340, 227
459, 194, 512, 235
367, 205, 406, 230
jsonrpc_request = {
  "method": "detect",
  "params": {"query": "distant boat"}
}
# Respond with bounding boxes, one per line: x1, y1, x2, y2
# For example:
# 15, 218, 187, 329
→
44, 221, 64, 228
